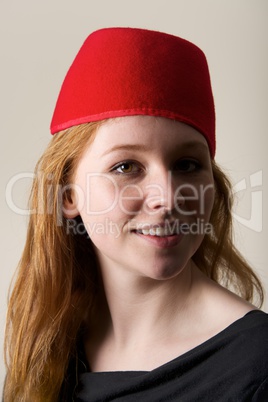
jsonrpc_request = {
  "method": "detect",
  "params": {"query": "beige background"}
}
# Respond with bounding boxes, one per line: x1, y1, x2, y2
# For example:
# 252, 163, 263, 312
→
1, 0, 267, 393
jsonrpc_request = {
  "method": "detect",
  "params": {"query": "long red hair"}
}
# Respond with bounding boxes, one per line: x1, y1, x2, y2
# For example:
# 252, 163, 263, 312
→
4, 122, 264, 401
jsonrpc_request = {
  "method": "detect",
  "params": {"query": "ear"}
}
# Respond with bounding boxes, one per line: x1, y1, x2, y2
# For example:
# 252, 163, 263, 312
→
62, 191, 79, 219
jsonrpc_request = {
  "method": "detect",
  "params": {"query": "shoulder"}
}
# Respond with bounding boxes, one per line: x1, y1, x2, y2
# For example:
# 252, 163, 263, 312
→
186, 310, 268, 400
199, 271, 263, 331
214, 310, 268, 370
231, 310, 268, 346
220, 310, 268, 397
229, 309, 268, 341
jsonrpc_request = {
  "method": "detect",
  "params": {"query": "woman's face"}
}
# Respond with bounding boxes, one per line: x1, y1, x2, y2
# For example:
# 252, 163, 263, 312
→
68, 116, 215, 280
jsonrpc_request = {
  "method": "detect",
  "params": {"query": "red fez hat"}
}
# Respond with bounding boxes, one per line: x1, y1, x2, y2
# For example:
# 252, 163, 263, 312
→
50, 27, 216, 156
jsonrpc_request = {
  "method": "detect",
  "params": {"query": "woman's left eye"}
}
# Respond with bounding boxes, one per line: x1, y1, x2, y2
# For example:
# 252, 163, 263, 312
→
112, 161, 141, 174
174, 159, 201, 172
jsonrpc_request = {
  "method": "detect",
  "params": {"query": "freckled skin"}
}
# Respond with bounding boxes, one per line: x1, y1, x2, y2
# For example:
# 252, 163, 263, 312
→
68, 116, 214, 280
68, 116, 255, 373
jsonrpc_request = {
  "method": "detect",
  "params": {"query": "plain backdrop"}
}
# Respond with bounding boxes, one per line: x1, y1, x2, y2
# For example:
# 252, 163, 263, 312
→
1, 0, 267, 394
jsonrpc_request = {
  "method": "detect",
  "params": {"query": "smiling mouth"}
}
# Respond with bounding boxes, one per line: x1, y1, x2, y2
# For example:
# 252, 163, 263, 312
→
133, 223, 189, 237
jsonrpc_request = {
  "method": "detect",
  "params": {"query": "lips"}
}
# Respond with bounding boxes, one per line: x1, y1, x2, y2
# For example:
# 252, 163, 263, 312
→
131, 221, 189, 249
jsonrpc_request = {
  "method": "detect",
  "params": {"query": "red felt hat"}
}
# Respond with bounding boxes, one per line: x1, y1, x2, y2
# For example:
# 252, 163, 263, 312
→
50, 27, 216, 156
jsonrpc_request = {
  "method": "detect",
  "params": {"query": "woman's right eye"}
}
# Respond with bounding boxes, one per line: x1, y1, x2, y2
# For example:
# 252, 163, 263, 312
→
111, 161, 141, 175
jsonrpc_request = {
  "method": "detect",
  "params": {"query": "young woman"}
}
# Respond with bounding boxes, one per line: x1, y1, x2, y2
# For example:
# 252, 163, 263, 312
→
4, 27, 268, 401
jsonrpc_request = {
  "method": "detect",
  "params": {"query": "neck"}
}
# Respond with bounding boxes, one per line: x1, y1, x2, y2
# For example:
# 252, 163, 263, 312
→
90, 260, 202, 348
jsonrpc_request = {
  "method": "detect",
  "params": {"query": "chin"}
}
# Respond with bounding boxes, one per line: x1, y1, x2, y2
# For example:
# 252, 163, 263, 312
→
143, 262, 187, 281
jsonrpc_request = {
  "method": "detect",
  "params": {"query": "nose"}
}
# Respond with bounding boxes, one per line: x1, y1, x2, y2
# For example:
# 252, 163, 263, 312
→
144, 168, 185, 214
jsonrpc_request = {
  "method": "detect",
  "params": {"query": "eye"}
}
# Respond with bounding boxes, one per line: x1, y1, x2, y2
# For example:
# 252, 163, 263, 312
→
174, 159, 201, 173
111, 161, 141, 175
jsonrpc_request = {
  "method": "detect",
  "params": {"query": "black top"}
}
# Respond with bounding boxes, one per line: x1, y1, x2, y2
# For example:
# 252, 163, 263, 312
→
66, 310, 268, 401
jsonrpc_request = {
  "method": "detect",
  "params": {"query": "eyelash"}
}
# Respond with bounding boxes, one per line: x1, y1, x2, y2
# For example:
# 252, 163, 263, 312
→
111, 159, 201, 175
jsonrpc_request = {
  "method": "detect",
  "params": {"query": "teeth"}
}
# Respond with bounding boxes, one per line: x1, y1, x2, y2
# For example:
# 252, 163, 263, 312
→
139, 227, 176, 237
142, 228, 150, 235
155, 227, 165, 236
135, 222, 190, 237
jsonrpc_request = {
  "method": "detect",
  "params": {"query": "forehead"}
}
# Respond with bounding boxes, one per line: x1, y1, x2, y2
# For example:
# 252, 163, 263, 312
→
90, 116, 209, 154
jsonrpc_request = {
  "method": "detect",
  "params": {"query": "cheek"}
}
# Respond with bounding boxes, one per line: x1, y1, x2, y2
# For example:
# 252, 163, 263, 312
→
116, 183, 144, 215
76, 177, 145, 235
88, 180, 144, 218
179, 180, 214, 219
197, 182, 215, 219
76, 174, 119, 216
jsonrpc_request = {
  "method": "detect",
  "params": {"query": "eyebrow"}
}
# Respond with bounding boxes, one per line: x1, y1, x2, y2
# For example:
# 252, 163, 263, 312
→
101, 144, 149, 156
101, 140, 208, 157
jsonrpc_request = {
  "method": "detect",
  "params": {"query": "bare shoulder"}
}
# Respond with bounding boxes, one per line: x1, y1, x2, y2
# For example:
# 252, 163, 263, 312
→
196, 269, 258, 331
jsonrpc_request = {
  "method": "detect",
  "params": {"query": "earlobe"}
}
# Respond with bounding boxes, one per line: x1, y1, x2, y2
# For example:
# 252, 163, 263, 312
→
62, 194, 79, 219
